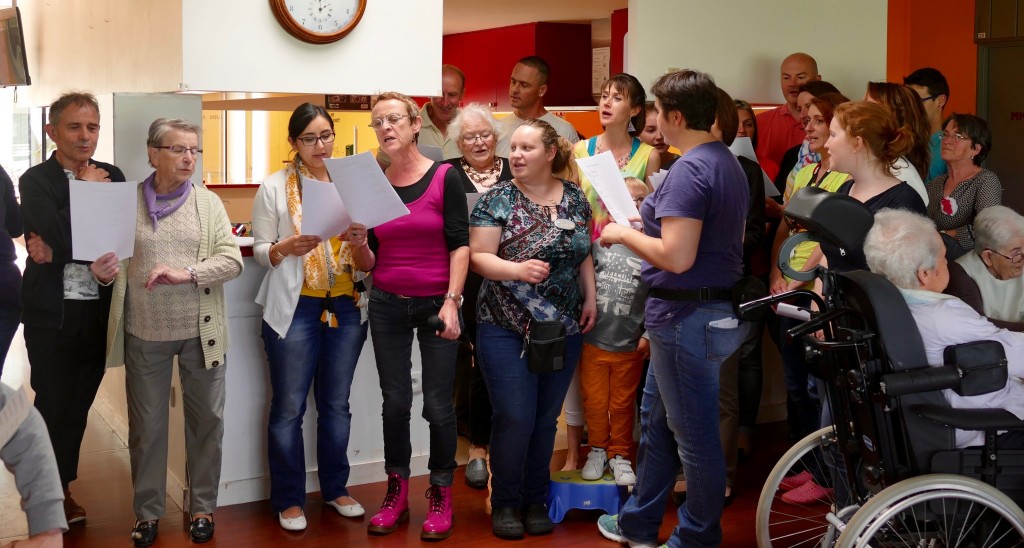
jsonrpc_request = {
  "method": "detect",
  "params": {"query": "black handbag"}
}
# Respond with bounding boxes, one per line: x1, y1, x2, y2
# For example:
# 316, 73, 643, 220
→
524, 319, 567, 374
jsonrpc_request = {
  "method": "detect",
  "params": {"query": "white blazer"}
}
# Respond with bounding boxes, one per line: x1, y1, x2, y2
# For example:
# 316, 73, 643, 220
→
252, 167, 308, 338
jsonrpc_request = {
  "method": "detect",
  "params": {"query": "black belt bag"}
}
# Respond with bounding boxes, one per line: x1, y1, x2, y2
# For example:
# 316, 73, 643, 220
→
523, 319, 567, 374
650, 276, 768, 321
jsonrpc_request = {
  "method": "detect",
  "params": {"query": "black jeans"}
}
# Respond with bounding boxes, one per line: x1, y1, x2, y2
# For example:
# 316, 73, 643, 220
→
25, 298, 107, 489
368, 287, 460, 486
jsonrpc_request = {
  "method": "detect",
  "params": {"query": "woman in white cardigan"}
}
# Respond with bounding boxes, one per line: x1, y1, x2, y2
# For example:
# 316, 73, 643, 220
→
251, 103, 374, 532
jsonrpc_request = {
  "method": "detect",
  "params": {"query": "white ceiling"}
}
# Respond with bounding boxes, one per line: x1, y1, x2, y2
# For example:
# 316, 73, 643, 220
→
442, 0, 627, 35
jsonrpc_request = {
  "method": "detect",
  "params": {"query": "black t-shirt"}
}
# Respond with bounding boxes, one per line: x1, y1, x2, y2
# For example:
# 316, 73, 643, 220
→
821, 181, 927, 273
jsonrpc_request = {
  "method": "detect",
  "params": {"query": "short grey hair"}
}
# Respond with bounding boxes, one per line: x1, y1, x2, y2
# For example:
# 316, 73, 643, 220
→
147, 118, 201, 167
147, 118, 201, 148
864, 209, 943, 290
448, 103, 498, 144
973, 206, 1024, 255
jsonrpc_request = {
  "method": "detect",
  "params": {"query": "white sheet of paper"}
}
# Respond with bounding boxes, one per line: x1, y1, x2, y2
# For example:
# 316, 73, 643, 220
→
69, 180, 138, 261
729, 136, 779, 198
418, 144, 444, 161
325, 153, 410, 229
649, 169, 669, 190
729, 136, 758, 163
575, 151, 639, 225
300, 177, 352, 239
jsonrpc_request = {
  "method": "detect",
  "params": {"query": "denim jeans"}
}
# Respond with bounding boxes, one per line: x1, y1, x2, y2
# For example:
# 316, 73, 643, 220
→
263, 295, 367, 512
476, 322, 582, 509
778, 297, 821, 443
619, 302, 747, 548
368, 287, 460, 486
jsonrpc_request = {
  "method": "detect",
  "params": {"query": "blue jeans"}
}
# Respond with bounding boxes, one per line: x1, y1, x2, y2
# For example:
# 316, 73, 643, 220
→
619, 302, 747, 548
263, 295, 367, 512
778, 298, 821, 443
476, 322, 582, 509
368, 287, 460, 486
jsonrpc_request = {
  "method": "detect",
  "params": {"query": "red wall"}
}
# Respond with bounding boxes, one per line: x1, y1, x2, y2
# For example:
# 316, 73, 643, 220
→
887, 0, 978, 115
610, 8, 628, 77
443, 22, 593, 110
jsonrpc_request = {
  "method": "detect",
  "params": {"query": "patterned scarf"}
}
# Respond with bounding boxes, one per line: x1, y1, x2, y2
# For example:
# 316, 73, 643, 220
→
284, 160, 346, 291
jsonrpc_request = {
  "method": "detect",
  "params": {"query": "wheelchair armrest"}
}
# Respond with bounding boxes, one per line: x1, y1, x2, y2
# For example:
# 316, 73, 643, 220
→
911, 404, 1024, 431
882, 366, 962, 396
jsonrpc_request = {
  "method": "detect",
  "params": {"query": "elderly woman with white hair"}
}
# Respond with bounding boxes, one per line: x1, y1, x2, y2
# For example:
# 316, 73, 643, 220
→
444, 103, 511, 193
442, 103, 511, 489
863, 208, 1024, 449
944, 205, 1024, 331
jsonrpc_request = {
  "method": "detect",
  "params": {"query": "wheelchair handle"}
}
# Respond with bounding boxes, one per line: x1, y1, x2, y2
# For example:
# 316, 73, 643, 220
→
738, 288, 826, 317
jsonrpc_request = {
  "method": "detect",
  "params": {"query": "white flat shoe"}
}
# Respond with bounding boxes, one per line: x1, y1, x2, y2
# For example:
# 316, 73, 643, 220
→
278, 511, 307, 531
326, 498, 365, 517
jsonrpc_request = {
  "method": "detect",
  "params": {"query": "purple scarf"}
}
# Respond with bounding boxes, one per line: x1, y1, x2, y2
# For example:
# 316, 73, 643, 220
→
143, 173, 192, 230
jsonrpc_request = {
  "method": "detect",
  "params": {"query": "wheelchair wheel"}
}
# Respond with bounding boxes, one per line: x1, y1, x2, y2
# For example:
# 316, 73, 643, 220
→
837, 473, 1024, 547
756, 426, 857, 547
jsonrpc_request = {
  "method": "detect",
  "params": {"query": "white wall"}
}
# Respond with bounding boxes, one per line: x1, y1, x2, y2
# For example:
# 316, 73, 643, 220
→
627, 0, 888, 104
16, 0, 443, 107
16, 0, 183, 107
180, 0, 443, 96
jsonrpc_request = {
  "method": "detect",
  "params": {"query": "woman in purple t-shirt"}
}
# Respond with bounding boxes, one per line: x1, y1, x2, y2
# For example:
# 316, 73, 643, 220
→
597, 70, 750, 548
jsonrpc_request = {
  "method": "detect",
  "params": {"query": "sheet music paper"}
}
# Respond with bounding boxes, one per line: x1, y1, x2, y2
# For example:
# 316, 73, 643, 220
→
299, 177, 352, 239
575, 151, 640, 225
70, 180, 138, 261
324, 153, 410, 229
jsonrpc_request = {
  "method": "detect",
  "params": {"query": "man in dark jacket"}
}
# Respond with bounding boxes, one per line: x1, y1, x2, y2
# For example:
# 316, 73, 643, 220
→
19, 91, 125, 524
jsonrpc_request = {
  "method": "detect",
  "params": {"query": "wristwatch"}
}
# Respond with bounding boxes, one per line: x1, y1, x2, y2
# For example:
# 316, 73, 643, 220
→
445, 292, 464, 307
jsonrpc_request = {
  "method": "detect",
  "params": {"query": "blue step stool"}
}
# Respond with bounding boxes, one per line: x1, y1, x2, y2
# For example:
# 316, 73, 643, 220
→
547, 469, 626, 523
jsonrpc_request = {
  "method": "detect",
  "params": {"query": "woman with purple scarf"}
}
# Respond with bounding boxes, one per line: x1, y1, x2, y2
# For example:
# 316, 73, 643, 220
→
98, 118, 242, 547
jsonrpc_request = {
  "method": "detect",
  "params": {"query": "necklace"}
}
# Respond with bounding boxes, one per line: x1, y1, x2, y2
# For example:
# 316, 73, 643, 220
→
461, 157, 502, 188
595, 136, 632, 169
516, 181, 574, 230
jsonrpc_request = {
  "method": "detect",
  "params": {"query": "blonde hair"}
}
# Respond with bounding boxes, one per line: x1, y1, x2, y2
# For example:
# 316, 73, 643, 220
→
624, 176, 649, 198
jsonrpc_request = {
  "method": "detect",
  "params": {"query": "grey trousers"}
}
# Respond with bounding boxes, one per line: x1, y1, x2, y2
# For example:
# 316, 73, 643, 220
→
126, 334, 225, 520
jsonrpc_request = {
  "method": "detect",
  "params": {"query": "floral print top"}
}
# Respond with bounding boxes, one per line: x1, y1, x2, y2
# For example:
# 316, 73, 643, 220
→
470, 180, 592, 336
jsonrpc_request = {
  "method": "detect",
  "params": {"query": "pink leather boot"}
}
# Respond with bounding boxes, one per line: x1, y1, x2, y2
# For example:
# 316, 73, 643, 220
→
367, 472, 409, 535
421, 485, 454, 540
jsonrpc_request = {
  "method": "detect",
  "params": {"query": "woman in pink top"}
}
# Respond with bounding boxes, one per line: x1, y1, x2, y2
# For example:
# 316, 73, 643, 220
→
363, 92, 469, 541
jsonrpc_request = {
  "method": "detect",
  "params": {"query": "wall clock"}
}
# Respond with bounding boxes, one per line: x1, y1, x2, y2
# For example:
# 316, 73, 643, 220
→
269, 0, 367, 44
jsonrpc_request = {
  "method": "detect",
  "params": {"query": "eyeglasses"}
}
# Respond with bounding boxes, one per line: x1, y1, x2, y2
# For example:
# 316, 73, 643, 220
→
986, 248, 1024, 264
152, 145, 202, 156
296, 132, 336, 147
369, 114, 411, 129
939, 131, 970, 142
460, 131, 493, 144
919, 94, 937, 102
633, 196, 646, 206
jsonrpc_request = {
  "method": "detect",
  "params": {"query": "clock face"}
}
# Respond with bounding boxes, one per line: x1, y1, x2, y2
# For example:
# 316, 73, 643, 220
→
270, 0, 367, 44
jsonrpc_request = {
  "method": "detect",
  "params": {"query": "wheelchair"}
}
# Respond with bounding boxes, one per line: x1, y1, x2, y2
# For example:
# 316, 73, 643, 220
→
744, 187, 1024, 547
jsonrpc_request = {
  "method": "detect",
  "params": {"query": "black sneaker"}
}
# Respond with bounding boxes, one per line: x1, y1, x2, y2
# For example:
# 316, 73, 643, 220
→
522, 503, 553, 535
491, 506, 524, 539
131, 520, 158, 547
190, 515, 215, 543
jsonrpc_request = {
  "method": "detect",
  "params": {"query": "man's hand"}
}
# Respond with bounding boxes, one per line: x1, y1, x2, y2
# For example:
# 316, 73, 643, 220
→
25, 232, 53, 264
145, 264, 192, 290
77, 164, 110, 182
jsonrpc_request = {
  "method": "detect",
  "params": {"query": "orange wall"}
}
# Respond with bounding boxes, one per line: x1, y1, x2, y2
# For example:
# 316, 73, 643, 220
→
887, 0, 978, 115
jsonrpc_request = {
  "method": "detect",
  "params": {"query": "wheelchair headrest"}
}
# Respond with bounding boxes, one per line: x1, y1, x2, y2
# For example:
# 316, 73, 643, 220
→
785, 186, 875, 251
839, 270, 928, 371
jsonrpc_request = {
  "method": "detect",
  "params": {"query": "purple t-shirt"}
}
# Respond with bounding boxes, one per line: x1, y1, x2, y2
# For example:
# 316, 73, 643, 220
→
641, 140, 748, 328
